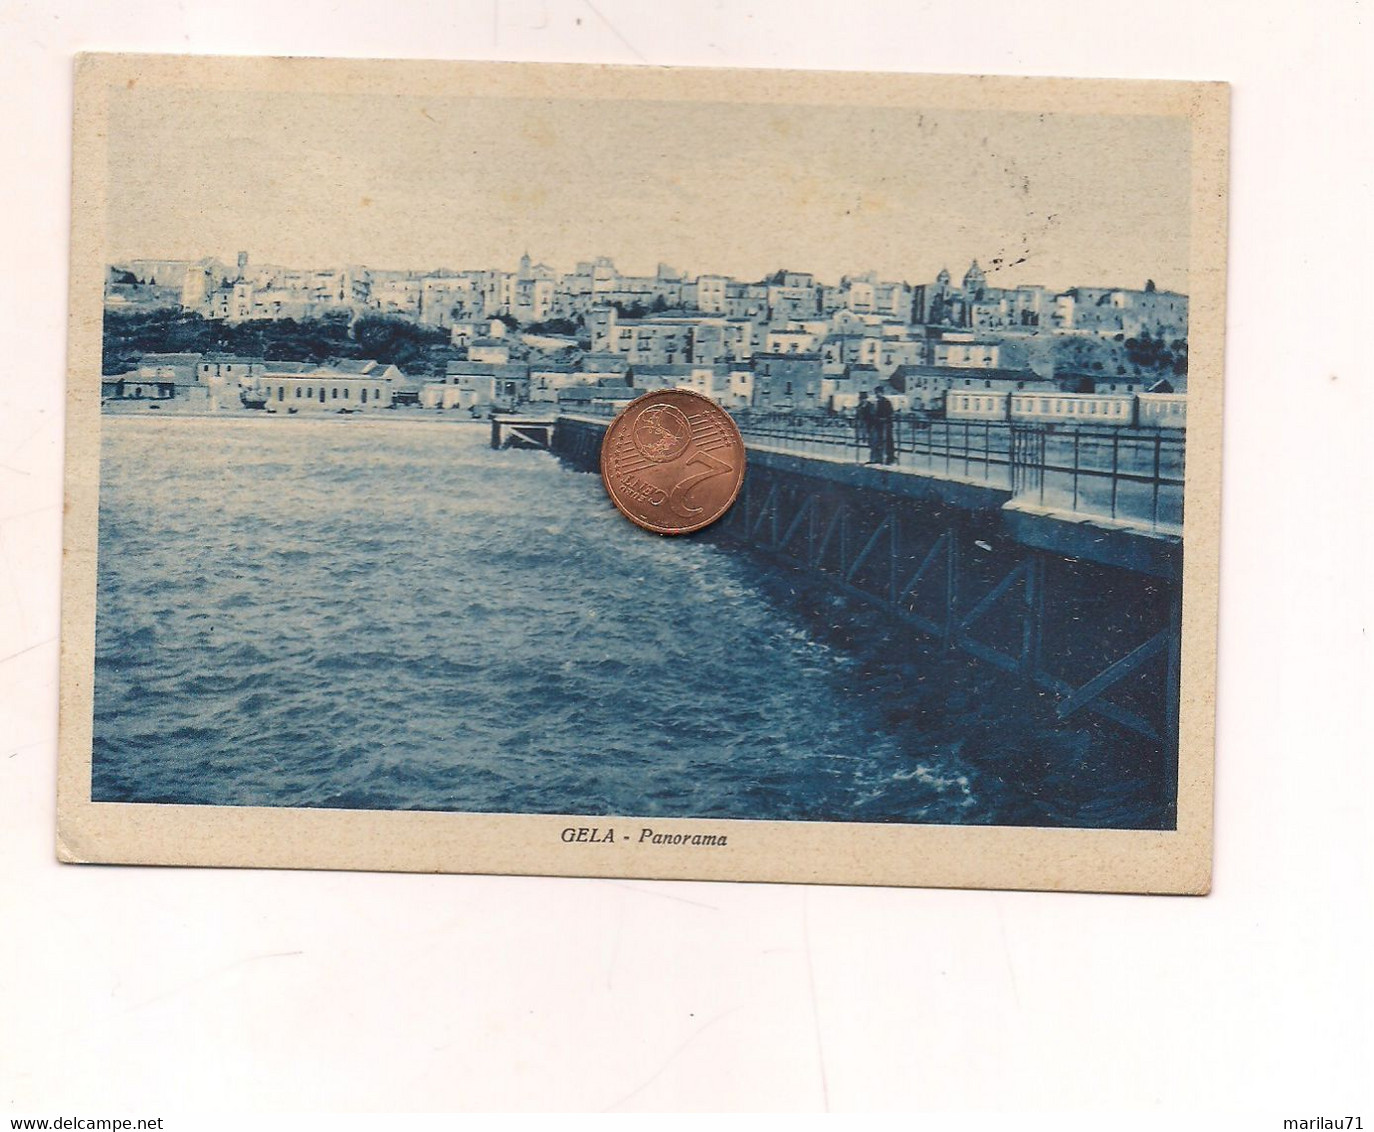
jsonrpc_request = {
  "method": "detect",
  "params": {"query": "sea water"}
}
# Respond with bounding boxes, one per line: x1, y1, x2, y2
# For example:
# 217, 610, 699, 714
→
93, 414, 1168, 828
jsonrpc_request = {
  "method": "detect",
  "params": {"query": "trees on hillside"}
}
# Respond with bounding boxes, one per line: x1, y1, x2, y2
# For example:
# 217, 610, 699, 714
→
102, 308, 455, 375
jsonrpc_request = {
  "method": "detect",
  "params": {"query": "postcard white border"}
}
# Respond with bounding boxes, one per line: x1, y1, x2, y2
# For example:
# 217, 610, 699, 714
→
58, 55, 1227, 893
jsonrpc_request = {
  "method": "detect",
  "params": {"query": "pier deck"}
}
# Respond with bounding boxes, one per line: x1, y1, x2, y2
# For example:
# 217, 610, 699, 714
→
554, 410, 1184, 769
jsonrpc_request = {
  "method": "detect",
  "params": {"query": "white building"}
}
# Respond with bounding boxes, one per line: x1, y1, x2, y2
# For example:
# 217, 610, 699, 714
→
529, 365, 587, 403
420, 376, 494, 411
258, 365, 395, 411
930, 334, 1001, 368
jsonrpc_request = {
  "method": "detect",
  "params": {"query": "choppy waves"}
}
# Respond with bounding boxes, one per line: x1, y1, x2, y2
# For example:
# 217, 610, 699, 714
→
92, 416, 1166, 828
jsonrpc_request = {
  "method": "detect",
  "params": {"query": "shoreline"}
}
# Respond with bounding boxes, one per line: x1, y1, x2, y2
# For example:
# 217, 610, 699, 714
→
100, 404, 494, 427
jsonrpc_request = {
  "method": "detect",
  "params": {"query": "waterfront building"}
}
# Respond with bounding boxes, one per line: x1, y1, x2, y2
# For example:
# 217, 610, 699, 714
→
556, 382, 637, 410
133, 353, 204, 387
327, 359, 404, 384
257, 363, 395, 411
101, 374, 177, 400
444, 360, 530, 407
115, 353, 209, 403
197, 354, 269, 409
197, 355, 266, 386
528, 363, 586, 403
421, 375, 493, 411
888, 364, 1049, 411
418, 383, 462, 410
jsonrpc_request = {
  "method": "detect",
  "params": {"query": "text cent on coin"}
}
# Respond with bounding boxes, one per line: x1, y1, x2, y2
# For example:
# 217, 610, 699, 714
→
600, 389, 746, 535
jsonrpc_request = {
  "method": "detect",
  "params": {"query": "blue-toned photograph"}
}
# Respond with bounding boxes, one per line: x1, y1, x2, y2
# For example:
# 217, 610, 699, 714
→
92, 72, 1192, 831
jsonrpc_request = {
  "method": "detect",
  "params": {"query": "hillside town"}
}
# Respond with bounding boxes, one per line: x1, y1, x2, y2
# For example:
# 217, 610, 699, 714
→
102, 252, 1189, 418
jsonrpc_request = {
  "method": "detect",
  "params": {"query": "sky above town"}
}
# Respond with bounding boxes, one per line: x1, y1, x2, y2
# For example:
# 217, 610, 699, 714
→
105, 83, 1192, 293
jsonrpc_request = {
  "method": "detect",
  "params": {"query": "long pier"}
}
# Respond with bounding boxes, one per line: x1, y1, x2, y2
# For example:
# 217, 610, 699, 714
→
552, 409, 1183, 808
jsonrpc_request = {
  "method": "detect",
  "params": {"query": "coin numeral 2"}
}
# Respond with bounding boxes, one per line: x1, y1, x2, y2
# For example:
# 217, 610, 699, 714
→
669, 449, 733, 517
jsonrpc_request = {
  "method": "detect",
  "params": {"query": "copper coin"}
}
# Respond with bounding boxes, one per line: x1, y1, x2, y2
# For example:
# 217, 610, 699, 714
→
600, 389, 746, 535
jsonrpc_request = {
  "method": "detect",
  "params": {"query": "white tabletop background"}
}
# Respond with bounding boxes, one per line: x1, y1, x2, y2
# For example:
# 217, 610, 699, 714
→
1, 0, 1370, 1117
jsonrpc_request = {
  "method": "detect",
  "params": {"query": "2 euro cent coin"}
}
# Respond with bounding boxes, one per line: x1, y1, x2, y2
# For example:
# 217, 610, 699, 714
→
600, 389, 746, 535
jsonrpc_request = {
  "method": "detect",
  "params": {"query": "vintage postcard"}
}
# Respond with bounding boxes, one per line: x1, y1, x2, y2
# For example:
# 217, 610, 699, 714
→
59, 54, 1227, 892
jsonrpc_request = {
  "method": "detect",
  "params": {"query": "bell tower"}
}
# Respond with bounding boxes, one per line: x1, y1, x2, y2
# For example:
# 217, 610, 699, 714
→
962, 260, 985, 297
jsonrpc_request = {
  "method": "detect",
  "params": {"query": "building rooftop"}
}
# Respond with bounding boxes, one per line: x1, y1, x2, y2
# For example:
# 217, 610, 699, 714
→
893, 364, 1042, 383
445, 361, 530, 379
630, 363, 722, 377
559, 384, 634, 400
258, 361, 318, 375
139, 352, 203, 365
580, 353, 630, 372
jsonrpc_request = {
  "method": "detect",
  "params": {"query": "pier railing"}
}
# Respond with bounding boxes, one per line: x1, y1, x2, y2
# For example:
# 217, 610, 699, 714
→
1009, 425, 1185, 536
559, 404, 1185, 534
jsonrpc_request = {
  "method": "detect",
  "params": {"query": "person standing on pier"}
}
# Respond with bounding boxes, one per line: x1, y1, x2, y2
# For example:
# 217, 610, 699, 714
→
856, 391, 874, 459
874, 390, 896, 465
